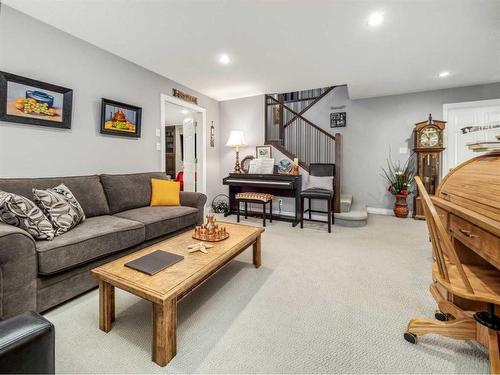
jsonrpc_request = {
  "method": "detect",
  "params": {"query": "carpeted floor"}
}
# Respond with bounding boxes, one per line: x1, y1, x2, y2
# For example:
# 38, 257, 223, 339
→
44, 214, 489, 374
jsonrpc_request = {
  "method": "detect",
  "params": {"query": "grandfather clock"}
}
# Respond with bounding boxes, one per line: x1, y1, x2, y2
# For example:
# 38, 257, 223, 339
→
413, 114, 446, 220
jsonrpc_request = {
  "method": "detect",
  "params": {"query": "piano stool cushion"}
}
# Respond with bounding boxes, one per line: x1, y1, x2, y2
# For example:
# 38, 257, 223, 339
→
235, 192, 274, 202
307, 175, 333, 190
300, 188, 333, 199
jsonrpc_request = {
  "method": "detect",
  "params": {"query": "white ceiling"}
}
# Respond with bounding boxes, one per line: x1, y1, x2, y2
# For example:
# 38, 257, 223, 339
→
3, 0, 500, 101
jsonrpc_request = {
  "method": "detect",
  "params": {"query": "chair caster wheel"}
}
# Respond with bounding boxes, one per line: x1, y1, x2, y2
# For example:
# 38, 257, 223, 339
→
404, 332, 417, 344
435, 311, 448, 321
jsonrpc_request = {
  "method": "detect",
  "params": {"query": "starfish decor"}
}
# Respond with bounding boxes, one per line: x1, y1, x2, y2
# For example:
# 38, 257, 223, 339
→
187, 243, 214, 254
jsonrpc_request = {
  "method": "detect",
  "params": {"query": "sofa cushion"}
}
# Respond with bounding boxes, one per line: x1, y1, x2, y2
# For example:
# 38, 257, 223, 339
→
33, 184, 86, 236
35, 215, 145, 275
100, 172, 169, 214
114, 206, 198, 240
0, 175, 109, 218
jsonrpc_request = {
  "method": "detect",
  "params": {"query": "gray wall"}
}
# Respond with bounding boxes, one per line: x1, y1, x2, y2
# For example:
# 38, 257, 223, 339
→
219, 83, 500, 212
0, 6, 221, 203
219, 95, 305, 215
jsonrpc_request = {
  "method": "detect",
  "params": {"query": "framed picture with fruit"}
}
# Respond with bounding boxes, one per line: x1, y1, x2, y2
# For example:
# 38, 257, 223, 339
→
0, 71, 73, 129
100, 98, 142, 138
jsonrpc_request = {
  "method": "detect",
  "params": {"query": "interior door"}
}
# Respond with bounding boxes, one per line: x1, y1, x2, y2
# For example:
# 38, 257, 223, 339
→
444, 99, 500, 174
182, 117, 196, 192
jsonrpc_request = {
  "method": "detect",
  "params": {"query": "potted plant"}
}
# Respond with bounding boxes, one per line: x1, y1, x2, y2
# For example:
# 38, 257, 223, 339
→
381, 153, 416, 218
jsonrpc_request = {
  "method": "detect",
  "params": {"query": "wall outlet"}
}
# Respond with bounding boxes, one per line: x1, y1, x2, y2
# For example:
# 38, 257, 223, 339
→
399, 147, 409, 154
156, 142, 161, 151
155, 128, 161, 137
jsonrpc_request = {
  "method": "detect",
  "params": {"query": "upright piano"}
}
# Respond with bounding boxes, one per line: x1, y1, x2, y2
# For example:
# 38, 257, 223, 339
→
431, 152, 500, 311
222, 173, 302, 226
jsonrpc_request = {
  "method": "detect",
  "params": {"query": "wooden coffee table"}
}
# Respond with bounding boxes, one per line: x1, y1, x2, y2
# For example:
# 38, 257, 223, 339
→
90, 222, 264, 367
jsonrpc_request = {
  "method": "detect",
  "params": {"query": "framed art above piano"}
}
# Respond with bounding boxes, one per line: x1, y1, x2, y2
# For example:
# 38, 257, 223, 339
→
413, 114, 446, 220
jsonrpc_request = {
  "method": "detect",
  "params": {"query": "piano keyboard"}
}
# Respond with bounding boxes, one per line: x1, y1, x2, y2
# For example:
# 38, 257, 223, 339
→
224, 179, 292, 186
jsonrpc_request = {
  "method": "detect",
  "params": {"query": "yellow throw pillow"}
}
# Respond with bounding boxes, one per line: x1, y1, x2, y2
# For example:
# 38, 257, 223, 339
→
150, 179, 180, 206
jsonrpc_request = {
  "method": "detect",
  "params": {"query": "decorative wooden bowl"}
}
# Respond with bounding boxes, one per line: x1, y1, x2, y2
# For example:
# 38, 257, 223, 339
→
192, 232, 230, 242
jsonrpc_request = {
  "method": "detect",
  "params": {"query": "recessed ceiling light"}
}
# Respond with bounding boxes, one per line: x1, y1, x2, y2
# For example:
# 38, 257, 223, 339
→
439, 71, 450, 78
367, 12, 384, 27
219, 54, 231, 65
181, 109, 189, 114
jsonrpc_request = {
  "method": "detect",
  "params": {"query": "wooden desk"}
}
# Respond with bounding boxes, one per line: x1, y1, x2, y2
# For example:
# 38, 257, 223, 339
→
431, 152, 500, 311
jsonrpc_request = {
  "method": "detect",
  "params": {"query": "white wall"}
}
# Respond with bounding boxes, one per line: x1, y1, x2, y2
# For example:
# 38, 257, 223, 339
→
219, 82, 500, 212
0, 6, 221, 203
219, 95, 265, 176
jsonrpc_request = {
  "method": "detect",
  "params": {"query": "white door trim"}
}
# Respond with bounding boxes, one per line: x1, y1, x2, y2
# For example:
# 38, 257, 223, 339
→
442, 98, 500, 176
160, 93, 207, 195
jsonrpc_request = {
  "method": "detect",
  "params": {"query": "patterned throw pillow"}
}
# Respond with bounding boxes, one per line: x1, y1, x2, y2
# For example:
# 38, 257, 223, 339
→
33, 184, 86, 236
0, 191, 56, 240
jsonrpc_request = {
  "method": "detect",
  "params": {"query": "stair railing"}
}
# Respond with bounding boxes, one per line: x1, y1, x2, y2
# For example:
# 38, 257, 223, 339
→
264, 89, 342, 212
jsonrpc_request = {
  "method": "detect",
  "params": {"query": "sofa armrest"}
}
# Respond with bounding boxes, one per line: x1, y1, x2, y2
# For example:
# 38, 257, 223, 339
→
0, 223, 37, 319
0, 311, 55, 374
180, 192, 207, 224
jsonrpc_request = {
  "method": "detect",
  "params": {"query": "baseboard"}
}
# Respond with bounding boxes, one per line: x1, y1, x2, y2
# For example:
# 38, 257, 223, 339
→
367, 207, 414, 217
213, 204, 409, 219
212, 207, 328, 222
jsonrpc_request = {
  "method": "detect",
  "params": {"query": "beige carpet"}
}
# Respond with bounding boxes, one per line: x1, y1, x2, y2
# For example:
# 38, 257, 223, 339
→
45, 214, 489, 374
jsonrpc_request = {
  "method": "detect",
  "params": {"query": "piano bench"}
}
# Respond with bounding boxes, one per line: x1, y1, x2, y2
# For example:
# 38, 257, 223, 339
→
235, 193, 274, 227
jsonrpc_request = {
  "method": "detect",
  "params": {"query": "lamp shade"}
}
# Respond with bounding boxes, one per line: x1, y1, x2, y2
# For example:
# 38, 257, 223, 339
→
226, 130, 247, 147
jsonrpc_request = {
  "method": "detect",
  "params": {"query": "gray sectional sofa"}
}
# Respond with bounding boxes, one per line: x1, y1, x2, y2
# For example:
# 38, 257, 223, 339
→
0, 172, 206, 319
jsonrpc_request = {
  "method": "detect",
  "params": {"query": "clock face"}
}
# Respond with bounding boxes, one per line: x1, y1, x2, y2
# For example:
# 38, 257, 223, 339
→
420, 127, 440, 147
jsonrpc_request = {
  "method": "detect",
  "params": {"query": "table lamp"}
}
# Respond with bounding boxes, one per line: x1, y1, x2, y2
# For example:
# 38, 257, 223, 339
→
226, 130, 247, 173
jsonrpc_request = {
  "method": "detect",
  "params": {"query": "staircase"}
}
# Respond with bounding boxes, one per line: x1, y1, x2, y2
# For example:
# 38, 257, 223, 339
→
265, 86, 368, 227
336, 194, 368, 227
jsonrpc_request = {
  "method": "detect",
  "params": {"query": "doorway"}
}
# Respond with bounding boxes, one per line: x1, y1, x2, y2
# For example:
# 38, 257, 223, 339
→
160, 94, 206, 194
443, 98, 500, 175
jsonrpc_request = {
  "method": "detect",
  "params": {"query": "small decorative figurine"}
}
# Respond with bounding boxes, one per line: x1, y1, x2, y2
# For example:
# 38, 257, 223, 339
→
192, 215, 230, 242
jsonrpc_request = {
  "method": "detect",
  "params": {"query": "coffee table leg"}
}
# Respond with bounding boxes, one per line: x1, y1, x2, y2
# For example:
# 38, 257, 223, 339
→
99, 280, 115, 332
253, 235, 262, 268
152, 298, 177, 367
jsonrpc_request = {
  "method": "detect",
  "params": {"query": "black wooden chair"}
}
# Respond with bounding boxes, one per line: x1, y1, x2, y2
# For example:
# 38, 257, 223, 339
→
300, 163, 335, 233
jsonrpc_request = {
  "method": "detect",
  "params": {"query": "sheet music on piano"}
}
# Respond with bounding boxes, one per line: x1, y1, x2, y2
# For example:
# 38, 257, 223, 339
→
248, 158, 275, 174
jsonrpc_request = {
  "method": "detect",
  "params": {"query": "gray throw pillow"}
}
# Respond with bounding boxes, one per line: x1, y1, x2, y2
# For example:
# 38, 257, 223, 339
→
0, 191, 55, 240
33, 184, 86, 236
307, 175, 333, 190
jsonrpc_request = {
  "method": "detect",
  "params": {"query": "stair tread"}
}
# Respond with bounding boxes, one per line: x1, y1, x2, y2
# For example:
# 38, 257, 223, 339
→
340, 193, 353, 203
335, 203, 368, 221
340, 193, 353, 213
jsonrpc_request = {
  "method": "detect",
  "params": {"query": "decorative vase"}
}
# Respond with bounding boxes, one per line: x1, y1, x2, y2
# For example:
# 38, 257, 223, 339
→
206, 214, 216, 234
393, 194, 409, 218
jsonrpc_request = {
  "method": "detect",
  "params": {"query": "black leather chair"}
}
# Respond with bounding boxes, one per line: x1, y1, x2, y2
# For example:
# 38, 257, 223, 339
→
0, 312, 55, 374
300, 163, 335, 233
